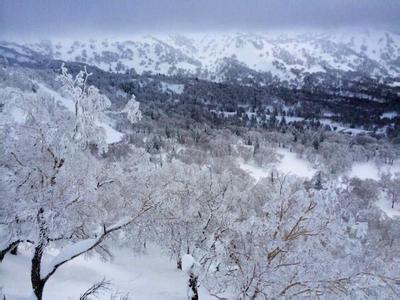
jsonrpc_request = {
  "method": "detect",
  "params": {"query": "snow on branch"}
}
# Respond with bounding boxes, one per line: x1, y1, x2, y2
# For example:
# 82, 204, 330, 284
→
41, 203, 154, 280
41, 238, 98, 279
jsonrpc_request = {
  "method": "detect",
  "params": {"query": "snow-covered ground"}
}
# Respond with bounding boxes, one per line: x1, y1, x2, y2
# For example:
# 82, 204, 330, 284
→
239, 147, 316, 182
319, 118, 369, 135
347, 161, 400, 180
346, 161, 400, 218
275, 148, 316, 178
95, 120, 124, 144
238, 147, 400, 220
160, 82, 185, 94
240, 146, 400, 183
380, 112, 398, 119
0, 245, 214, 300
238, 160, 270, 182
375, 198, 400, 219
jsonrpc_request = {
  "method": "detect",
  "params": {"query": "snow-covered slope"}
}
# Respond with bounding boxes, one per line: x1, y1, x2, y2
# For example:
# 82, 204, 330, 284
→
0, 245, 214, 299
13, 29, 400, 84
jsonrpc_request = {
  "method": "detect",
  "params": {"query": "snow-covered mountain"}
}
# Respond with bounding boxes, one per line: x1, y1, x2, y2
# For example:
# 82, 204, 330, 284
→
7, 29, 399, 85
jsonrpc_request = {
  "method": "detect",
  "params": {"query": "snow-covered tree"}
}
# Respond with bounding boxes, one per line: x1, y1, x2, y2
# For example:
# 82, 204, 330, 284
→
197, 177, 400, 298
123, 94, 142, 124
380, 172, 400, 209
0, 65, 147, 299
57, 63, 112, 153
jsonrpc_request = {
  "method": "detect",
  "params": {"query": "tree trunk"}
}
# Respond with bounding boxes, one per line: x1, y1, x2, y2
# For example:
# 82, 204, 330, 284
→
32, 280, 45, 300
188, 272, 199, 300
31, 244, 46, 300
177, 257, 182, 270
31, 208, 48, 300
0, 248, 8, 263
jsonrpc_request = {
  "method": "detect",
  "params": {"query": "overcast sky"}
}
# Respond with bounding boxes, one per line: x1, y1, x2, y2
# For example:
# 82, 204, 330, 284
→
1, 0, 400, 39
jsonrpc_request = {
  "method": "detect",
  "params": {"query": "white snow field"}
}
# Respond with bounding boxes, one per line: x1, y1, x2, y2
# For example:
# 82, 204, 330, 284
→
275, 148, 316, 178
238, 160, 270, 182
347, 161, 400, 180
239, 147, 316, 182
347, 161, 400, 219
160, 82, 185, 95
0, 245, 214, 300
238, 147, 400, 219
375, 198, 400, 219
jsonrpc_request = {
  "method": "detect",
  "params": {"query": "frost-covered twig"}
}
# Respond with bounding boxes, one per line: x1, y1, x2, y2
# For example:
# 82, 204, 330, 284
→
79, 278, 111, 300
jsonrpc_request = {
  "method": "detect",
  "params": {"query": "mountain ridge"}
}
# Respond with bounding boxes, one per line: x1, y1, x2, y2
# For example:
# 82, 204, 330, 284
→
4, 29, 399, 86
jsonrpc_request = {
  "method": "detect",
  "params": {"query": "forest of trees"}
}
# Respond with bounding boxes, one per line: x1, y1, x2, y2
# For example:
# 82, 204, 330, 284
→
1, 61, 400, 299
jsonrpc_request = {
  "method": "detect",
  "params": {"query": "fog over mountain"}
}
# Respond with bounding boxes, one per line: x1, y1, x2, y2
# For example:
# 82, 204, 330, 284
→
1, 0, 400, 39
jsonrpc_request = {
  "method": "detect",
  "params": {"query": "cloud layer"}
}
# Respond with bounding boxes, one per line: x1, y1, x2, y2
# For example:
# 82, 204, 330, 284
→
1, 0, 399, 39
